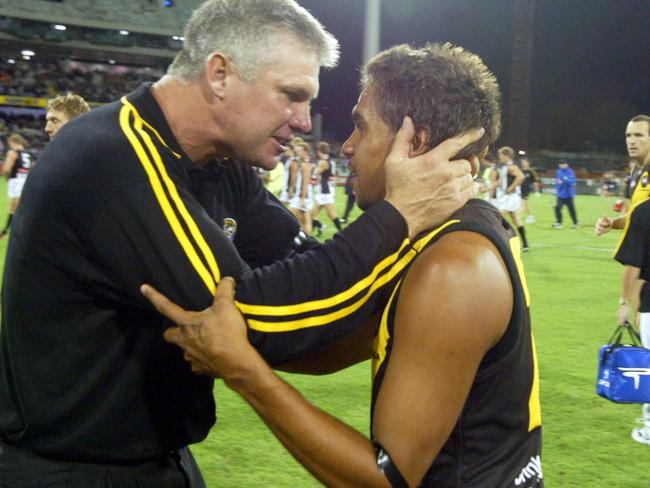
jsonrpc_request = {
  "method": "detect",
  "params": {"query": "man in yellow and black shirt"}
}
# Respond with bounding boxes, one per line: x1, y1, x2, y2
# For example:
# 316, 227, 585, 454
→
0, 1, 481, 486
145, 43, 542, 487
596, 115, 650, 236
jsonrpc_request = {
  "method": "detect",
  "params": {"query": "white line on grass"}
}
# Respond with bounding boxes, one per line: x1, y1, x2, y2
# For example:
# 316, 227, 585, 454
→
528, 244, 614, 253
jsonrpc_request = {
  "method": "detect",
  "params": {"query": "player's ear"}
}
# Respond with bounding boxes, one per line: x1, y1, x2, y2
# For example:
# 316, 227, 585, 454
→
205, 52, 236, 99
408, 126, 430, 157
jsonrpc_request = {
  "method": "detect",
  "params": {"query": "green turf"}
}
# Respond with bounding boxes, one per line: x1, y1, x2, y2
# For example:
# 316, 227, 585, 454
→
1, 182, 648, 486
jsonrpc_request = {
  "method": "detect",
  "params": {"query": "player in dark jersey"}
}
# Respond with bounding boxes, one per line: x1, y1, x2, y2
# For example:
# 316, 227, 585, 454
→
596, 115, 650, 235
1, 134, 34, 237
142, 43, 542, 488
520, 157, 539, 223
613, 198, 650, 445
311, 141, 343, 236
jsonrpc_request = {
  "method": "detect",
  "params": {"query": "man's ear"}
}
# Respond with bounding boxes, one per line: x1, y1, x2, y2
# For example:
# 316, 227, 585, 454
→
205, 52, 235, 99
408, 126, 431, 157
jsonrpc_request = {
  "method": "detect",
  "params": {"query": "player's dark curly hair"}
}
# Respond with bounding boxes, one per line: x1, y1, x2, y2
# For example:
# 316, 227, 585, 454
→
362, 43, 501, 159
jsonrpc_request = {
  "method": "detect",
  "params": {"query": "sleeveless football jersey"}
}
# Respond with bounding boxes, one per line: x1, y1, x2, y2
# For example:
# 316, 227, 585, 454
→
371, 199, 543, 488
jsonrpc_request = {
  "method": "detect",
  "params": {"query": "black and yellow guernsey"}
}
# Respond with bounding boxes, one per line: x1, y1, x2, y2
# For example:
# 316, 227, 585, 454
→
0, 84, 411, 463
614, 198, 650, 312
371, 200, 543, 488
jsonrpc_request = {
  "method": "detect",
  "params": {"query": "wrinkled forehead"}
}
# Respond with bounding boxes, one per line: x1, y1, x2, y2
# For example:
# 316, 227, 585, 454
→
255, 39, 321, 98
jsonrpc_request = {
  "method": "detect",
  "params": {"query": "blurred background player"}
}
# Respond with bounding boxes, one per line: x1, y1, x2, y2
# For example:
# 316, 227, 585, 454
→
311, 141, 342, 236
520, 157, 539, 223
288, 141, 314, 234
261, 157, 285, 197
492, 146, 529, 251
0, 134, 33, 237
278, 137, 302, 205
553, 160, 579, 228
44, 93, 90, 140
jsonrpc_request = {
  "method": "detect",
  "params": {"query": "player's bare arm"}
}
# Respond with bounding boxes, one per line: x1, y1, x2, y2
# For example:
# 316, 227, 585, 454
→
384, 117, 484, 239
618, 265, 642, 325
507, 164, 525, 193
142, 281, 392, 487
277, 314, 379, 375
372, 231, 512, 486
141, 229, 512, 487
1, 150, 18, 177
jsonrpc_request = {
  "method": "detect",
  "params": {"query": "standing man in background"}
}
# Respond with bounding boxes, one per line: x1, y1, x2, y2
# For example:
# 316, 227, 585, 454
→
0, 134, 33, 238
553, 160, 579, 228
596, 115, 650, 235
492, 146, 530, 251
520, 157, 539, 223
613, 198, 650, 446
44, 93, 90, 140
311, 141, 342, 237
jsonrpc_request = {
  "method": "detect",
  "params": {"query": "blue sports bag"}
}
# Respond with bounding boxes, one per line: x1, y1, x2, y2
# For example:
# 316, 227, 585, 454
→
596, 323, 650, 403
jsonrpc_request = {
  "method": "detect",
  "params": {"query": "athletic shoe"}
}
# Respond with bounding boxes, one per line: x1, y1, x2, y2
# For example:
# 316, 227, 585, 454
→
572, 222, 580, 229
525, 215, 536, 224
552, 223, 562, 229
522, 246, 530, 252
631, 426, 650, 446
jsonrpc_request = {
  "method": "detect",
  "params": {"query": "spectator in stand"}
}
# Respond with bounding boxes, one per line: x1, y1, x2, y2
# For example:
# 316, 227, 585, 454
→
553, 160, 579, 228
44, 94, 91, 140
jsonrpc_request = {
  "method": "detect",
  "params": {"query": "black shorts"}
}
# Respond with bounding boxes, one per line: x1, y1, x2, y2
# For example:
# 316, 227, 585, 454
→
0, 437, 206, 488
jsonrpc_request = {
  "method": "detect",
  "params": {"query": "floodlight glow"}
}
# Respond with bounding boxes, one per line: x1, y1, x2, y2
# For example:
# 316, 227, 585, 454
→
54, 24, 67, 31
22, 55, 31, 60
108, 59, 116, 64
518, 150, 526, 155
119, 30, 129, 36
7, 59, 15, 64
21, 50, 35, 56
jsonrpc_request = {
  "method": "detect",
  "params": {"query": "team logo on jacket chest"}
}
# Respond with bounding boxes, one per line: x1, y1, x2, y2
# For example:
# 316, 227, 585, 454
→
223, 218, 237, 240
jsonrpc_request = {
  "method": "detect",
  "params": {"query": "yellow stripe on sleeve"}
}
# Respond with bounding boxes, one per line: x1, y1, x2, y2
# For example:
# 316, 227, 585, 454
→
119, 102, 218, 294
131, 116, 221, 285
613, 199, 646, 257
244, 221, 458, 332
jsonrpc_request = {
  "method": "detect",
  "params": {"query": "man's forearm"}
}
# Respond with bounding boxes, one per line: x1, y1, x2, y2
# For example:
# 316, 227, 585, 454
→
227, 354, 390, 488
621, 265, 642, 303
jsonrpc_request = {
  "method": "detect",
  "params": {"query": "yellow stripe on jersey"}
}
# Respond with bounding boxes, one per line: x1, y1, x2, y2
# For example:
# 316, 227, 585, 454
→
528, 332, 542, 431
372, 278, 402, 379
613, 199, 647, 257
247, 248, 418, 332
631, 170, 650, 206
509, 236, 531, 307
244, 221, 459, 332
237, 238, 411, 317
131, 115, 221, 286
119, 102, 219, 293
121, 97, 182, 160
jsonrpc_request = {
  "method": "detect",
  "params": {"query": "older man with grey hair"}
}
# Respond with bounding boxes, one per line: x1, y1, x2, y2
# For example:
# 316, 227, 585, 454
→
0, 1, 481, 486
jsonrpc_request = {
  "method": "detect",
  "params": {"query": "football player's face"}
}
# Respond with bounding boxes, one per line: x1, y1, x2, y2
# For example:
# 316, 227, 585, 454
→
341, 86, 394, 210
626, 121, 650, 164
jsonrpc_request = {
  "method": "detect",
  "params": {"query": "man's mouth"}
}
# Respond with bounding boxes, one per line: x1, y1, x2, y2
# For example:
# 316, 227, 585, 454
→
272, 136, 289, 152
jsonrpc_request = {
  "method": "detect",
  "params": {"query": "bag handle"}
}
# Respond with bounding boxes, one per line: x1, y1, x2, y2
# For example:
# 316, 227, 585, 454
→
607, 322, 642, 346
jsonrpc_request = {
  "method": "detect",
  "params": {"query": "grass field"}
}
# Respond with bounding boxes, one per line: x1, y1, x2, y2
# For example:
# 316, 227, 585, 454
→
0, 185, 648, 487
